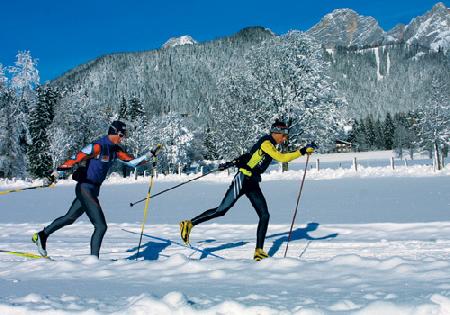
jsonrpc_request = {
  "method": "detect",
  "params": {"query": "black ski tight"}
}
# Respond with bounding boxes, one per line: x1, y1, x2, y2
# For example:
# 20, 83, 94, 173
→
191, 172, 270, 249
44, 182, 107, 257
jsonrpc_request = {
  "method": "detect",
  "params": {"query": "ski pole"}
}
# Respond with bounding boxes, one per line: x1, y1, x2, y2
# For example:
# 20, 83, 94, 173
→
129, 168, 221, 207
135, 156, 158, 260
284, 154, 310, 258
0, 183, 55, 196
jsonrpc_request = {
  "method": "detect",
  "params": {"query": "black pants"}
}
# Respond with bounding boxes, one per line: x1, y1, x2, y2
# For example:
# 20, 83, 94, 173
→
44, 182, 107, 257
191, 172, 270, 249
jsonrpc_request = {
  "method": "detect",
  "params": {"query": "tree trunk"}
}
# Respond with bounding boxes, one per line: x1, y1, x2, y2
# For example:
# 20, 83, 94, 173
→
434, 141, 442, 171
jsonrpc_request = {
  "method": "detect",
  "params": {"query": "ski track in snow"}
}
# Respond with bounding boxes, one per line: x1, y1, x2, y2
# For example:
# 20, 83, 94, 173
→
1, 151, 450, 314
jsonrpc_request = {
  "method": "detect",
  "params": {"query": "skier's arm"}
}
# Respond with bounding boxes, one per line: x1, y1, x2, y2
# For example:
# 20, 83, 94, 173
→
116, 150, 149, 168
117, 144, 162, 168
260, 140, 301, 163
58, 144, 101, 170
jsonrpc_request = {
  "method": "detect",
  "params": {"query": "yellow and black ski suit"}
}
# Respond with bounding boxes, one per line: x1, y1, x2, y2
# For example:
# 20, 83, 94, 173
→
191, 134, 301, 249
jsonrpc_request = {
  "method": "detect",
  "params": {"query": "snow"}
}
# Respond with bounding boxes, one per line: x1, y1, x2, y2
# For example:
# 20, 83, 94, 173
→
373, 48, 383, 81
386, 52, 390, 75
162, 35, 197, 49
1, 151, 450, 314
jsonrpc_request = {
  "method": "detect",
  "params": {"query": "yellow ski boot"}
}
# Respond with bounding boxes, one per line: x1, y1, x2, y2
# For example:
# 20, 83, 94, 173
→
253, 248, 269, 261
180, 220, 193, 245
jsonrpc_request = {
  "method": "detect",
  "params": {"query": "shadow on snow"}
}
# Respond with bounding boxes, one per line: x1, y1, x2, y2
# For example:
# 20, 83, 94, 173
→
266, 222, 338, 257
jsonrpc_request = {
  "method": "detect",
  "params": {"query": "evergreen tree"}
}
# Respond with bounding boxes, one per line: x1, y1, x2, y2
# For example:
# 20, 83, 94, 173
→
365, 116, 376, 149
128, 96, 145, 121
384, 113, 395, 150
118, 96, 128, 120
354, 118, 368, 151
373, 118, 385, 149
27, 86, 58, 178
0, 90, 23, 178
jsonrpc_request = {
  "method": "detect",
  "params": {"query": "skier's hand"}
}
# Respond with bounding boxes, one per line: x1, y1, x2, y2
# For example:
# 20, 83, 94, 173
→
218, 161, 234, 171
300, 143, 317, 155
43, 170, 60, 186
150, 144, 163, 157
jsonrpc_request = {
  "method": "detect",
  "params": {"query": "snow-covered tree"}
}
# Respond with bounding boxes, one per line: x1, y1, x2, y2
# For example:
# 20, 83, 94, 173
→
150, 112, 195, 173
208, 69, 266, 159
51, 88, 106, 160
415, 74, 450, 170
9, 51, 39, 95
0, 58, 38, 178
246, 31, 347, 148
9, 51, 40, 144
210, 31, 348, 159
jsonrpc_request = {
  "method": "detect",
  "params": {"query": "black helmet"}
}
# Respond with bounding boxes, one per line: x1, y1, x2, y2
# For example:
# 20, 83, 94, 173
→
108, 120, 127, 136
270, 119, 289, 135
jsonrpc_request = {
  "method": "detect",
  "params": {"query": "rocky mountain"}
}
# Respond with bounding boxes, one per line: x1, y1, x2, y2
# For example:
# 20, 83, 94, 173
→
307, 2, 450, 52
306, 9, 385, 48
403, 2, 450, 51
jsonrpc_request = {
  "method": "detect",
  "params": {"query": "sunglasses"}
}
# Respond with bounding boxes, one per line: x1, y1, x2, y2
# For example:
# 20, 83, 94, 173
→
118, 132, 126, 138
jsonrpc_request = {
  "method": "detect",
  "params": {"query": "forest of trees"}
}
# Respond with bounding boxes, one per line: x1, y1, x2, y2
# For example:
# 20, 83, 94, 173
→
1, 29, 449, 179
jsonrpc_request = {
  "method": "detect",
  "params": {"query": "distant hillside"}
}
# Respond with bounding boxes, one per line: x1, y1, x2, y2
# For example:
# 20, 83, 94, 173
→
50, 3, 450, 120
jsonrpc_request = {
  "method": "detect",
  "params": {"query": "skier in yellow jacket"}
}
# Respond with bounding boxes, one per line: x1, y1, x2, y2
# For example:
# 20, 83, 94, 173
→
180, 120, 315, 261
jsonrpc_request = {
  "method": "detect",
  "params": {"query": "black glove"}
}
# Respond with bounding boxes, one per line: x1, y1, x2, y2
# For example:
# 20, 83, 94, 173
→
43, 170, 60, 186
218, 161, 235, 171
299, 142, 318, 155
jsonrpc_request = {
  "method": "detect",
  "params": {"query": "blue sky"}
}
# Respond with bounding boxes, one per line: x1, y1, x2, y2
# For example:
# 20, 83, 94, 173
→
1, 0, 448, 82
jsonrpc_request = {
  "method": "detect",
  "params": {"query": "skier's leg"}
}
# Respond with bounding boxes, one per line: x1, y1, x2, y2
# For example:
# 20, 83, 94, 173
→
191, 172, 246, 225
181, 172, 246, 244
77, 183, 107, 257
43, 185, 85, 236
246, 183, 270, 255
33, 184, 85, 256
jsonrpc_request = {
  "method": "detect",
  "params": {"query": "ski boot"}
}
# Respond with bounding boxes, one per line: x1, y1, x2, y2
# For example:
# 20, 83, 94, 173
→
253, 248, 269, 261
32, 231, 48, 257
180, 220, 193, 245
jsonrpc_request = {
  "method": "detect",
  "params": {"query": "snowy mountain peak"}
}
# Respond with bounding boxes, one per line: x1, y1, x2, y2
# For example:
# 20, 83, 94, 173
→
162, 35, 198, 49
432, 2, 449, 12
306, 8, 385, 48
403, 2, 450, 52
385, 23, 406, 43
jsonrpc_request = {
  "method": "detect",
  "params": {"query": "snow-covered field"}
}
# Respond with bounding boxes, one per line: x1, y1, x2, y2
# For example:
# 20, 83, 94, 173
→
1, 151, 450, 314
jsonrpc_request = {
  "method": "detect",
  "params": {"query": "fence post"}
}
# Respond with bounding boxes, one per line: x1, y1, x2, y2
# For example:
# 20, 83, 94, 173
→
353, 157, 358, 171
391, 157, 395, 170
178, 163, 182, 176
316, 158, 320, 171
